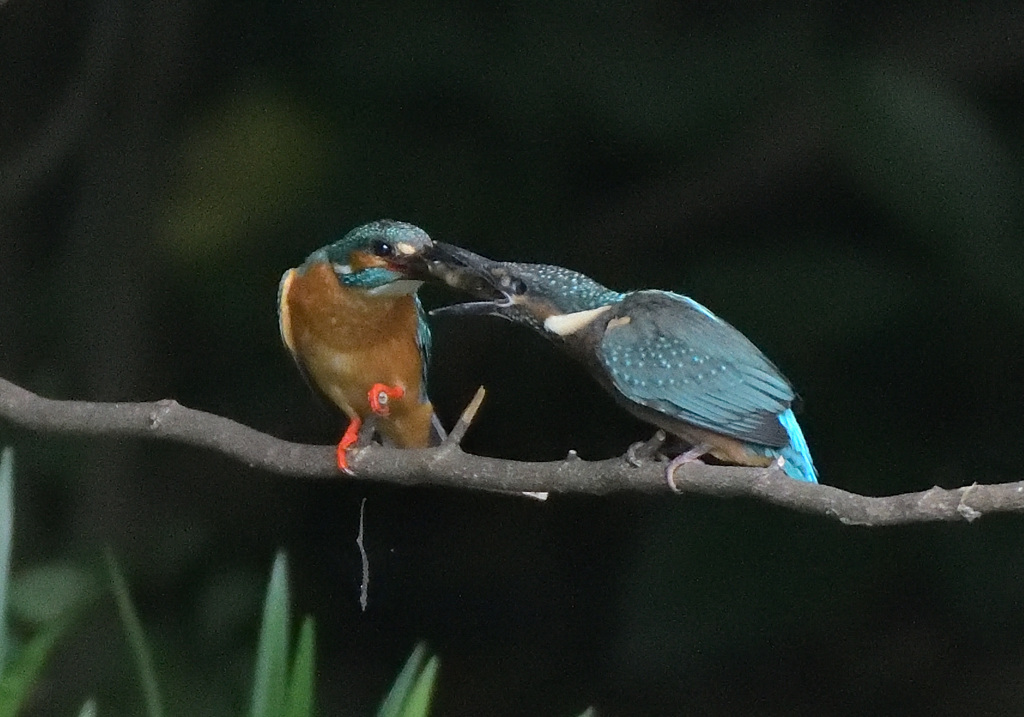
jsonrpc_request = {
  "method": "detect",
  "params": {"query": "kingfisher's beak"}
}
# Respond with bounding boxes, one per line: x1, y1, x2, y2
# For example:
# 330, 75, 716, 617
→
429, 299, 510, 318
414, 242, 516, 319
419, 243, 503, 293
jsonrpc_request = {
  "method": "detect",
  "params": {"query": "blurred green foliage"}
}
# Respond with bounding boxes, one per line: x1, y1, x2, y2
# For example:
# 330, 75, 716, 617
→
0, 449, 93, 716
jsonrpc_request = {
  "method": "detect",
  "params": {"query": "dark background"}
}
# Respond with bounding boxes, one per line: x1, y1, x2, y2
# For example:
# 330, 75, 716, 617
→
3, 1, 1024, 715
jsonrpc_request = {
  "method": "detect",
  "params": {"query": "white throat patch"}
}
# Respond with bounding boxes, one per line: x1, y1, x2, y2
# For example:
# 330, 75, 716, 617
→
542, 305, 613, 336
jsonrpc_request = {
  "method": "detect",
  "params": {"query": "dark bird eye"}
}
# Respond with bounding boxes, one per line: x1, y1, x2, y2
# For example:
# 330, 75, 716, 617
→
508, 278, 527, 295
370, 239, 393, 257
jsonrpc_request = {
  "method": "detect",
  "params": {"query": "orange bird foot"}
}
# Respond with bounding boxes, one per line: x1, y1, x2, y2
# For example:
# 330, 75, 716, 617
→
368, 383, 405, 417
336, 416, 363, 474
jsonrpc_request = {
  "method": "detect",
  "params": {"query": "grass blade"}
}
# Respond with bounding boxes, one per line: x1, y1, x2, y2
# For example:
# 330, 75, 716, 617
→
283, 616, 316, 717
396, 654, 437, 717
377, 643, 431, 717
0, 448, 13, 669
250, 551, 291, 717
103, 547, 164, 717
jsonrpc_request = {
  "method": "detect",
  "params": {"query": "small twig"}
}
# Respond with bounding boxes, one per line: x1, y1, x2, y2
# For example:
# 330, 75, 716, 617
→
443, 385, 487, 447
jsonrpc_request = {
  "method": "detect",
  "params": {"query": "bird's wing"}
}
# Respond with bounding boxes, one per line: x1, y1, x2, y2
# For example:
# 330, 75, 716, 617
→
414, 296, 447, 445
598, 290, 794, 447
414, 295, 433, 404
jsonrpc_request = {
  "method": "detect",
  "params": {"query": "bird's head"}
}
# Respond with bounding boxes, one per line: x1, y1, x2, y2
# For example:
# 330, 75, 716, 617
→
301, 219, 434, 295
401, 242, 624, 336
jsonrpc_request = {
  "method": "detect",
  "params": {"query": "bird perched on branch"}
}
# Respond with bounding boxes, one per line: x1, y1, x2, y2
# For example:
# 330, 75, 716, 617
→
277, 220, 443, 472
393, 242, 816, 487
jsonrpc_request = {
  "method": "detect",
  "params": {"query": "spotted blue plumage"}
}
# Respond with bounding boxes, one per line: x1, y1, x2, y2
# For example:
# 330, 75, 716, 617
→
601, 290, 792, 447
600, 290, 816, 482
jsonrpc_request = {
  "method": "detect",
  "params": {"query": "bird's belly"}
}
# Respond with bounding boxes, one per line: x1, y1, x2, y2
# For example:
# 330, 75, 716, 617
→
300, 336, 421, 416
299, 339, 434, 447
696, 429, 774, 468
280, 264, 434, 447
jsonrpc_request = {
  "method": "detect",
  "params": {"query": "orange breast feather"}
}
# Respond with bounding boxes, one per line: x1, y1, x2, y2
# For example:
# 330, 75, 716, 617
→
280, 262, 435, 447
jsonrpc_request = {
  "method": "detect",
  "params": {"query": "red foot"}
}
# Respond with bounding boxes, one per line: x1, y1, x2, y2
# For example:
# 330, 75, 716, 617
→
368, 382, 405, 416
336, 416, 362, 474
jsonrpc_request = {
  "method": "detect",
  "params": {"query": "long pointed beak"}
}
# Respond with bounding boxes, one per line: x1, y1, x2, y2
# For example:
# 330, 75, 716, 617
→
417, 242, 517, 319
429, 301, 508, 318
419, 242, 504, 296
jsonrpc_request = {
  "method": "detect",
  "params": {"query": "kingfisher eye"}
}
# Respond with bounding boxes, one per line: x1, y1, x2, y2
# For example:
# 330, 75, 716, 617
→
370, 239, 393, 257
501, 276, 527, 295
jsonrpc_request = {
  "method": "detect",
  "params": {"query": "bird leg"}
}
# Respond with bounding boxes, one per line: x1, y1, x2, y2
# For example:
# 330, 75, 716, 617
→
665, 443, 711, 493
335, 384, 406, 474
336, 416, 363, 474
367, 383, 405, 417
336, 413, 383, 474
336, 385, 402, 474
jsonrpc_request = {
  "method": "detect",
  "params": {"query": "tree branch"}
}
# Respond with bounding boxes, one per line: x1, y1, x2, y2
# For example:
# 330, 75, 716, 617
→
1, 375, 1020, 525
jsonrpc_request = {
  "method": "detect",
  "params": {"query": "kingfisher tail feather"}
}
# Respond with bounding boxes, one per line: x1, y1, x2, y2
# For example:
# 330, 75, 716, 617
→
762, 409, 817, 483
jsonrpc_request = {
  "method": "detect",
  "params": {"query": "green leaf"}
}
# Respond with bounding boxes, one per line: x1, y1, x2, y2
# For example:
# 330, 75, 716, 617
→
377, 644, 426, 717
396, 655, 437, 717
377, 644, 438, 717
0, 613, 69, 717
283, 616, 316, 717
104, 548, 164, 717
250, 551, 291, 717
0, 448, 13, 669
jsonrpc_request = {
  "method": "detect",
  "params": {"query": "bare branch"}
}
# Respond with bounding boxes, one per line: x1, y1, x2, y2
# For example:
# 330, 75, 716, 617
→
1, 376, 1021, 526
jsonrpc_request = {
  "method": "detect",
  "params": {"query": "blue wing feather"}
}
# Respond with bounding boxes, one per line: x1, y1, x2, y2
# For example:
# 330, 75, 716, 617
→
413, 296, 447, 445
600, 290, 795, 447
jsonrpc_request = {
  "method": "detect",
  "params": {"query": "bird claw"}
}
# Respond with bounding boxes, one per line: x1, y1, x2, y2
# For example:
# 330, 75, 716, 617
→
665, 443, 710, 493
626, 430, 667, 467
757, 455, 786, 480
625, 442, 646, 467
368, 383, 405, 416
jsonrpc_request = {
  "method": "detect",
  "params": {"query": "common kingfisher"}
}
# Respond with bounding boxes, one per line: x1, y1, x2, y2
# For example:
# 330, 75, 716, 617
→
277, 220, 444, 472
402, 242, 817, 488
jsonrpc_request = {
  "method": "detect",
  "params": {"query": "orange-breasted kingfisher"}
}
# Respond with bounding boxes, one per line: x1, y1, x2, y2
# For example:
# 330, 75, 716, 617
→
399, 242, 817, 488
277, 219, 444, 473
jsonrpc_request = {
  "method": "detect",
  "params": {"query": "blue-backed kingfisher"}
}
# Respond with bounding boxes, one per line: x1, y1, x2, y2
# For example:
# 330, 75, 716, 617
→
403, 243, 817, 487
277, 220, 444, 472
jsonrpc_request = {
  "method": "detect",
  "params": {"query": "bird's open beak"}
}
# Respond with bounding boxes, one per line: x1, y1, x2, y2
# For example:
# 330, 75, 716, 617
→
429, 300, 505, 318
416, 243, 515, 318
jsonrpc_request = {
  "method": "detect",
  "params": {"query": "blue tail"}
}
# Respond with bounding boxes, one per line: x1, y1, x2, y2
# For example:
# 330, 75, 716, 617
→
750, 409, 818, 483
